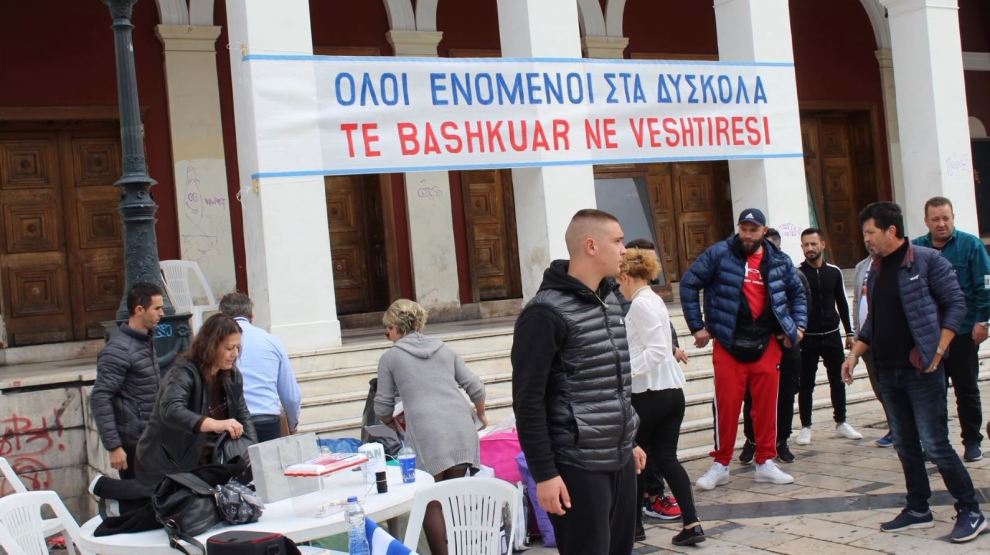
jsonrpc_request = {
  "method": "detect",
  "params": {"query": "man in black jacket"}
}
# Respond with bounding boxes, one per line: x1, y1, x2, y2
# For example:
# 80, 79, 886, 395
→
91, 282, 164, 478
796, 228, 861, 445
512, 209, 646, 555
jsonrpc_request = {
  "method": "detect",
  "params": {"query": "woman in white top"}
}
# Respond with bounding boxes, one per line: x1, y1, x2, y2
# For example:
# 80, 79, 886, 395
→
619, 248, 705, 546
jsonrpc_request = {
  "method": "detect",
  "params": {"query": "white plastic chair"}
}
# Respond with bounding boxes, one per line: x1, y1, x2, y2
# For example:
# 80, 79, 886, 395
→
0, 490, 90, 555
160, 260, 218, 331
0, 458, 75, 554
402, 477, 515, 555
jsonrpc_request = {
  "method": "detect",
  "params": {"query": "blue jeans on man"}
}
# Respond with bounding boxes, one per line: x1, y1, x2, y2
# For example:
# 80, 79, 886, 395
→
878, 366, 980, 514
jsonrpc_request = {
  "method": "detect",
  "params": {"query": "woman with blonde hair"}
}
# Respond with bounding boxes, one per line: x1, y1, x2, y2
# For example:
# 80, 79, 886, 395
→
619, 248, 705, 546
375, 299, 487, 554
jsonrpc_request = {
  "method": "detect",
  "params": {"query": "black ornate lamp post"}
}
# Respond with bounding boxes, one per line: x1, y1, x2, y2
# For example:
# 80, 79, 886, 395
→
104, 0, 191, 370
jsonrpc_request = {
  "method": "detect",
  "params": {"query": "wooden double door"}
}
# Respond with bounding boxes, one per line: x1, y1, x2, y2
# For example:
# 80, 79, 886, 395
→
801, 112, 879, 267
0, 125, 124, 346
460, 170, 522, 302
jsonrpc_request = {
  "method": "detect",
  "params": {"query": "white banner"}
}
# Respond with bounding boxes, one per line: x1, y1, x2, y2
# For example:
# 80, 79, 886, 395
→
245, 55, 803, 179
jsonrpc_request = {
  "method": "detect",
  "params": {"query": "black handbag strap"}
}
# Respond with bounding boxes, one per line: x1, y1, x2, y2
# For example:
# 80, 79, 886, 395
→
164, 520, 207, 555
168, 472, 216, 496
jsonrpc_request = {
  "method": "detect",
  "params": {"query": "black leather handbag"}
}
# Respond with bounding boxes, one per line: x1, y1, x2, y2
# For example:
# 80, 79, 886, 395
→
153, 471, 221, 554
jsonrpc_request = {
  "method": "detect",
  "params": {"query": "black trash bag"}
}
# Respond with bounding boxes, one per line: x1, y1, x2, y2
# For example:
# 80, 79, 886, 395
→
360, 377, 402, 457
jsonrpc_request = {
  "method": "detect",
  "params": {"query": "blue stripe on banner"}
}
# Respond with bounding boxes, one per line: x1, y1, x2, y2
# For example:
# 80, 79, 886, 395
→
249, 152, 805, 180
241, 53, 794, 68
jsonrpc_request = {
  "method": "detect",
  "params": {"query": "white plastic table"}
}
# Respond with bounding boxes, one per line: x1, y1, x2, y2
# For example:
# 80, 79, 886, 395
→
77, 467, 434, 554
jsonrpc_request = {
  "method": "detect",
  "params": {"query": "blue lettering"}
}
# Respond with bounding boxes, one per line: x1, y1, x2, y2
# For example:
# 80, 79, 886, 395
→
657, 74, 672, 103
359, 73, 379, 106
686, 75, 698, 104
451, 73, 473, 105
735, 75, 750, 104
476, 73, 494, 105
700, 74, 715, 103
753, 75, 768, 103
430, 73, 448, 106
525, 73, 543, 104
717, 75, 733, 103
335, 73, 355, 106
566, 73, 584, 103
632, 74, 645, 103
605, 73, 618, 104
380, 73, 399, 106
496, 73, 523, 105
544, 73, 564, 105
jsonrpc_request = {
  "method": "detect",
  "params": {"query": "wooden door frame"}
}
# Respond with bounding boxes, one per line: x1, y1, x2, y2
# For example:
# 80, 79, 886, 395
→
377, 173, 402, 304
799, 100, 887, 202
457, 169, 522, 303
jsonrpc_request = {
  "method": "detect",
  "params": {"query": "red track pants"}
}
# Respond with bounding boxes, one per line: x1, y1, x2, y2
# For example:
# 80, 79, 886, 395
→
710, 339, 782, 465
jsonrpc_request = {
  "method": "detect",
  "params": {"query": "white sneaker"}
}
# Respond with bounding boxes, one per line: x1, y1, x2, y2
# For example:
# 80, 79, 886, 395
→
695, 462, 731, 490
797, 427, 813, 445
836, 422, 863, 440
754, 460, 794, 484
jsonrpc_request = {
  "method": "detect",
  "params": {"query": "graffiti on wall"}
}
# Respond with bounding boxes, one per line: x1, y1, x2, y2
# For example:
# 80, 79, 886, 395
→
0, 407, 67, 495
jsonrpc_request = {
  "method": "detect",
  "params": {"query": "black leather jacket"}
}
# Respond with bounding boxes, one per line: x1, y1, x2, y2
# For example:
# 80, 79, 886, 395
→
511, 260, 639, 481
135, 358, 256, 485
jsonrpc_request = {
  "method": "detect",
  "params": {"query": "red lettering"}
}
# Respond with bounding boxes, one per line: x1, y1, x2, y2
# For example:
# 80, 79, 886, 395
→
745, 116, 761, 145
396, 122, 420, 155
340, 123, 359, 158
552, 119, 570, 150
715, 117, 730, 146
663, 118, 680, 147
603, 118, 618, 149
361, 123, 380, 157
629, 118, 646, 148
531, 121, 549, 151
440, 121, 463, 154
423, 123, 441, 155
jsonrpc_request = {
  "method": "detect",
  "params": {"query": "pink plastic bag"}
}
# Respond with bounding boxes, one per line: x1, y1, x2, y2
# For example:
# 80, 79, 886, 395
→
479, 429, 522, 484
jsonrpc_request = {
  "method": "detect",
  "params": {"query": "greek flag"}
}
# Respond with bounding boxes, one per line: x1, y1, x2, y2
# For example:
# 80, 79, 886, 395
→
365, 517, 417, 555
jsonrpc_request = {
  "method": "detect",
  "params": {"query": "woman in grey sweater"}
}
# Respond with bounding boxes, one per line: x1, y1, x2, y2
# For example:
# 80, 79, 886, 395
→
375, 299, 488, 477
375, 299, 487, 554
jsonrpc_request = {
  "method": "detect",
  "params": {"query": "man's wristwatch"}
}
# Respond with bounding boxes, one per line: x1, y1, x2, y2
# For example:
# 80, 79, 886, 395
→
936, 347, 945, 356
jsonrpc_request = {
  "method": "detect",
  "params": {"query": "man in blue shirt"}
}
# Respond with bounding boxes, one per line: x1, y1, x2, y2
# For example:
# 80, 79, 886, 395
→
913, 197, 990, 462
219, 292, 302, 442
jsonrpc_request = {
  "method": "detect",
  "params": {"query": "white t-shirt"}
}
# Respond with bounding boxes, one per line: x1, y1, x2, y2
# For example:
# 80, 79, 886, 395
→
625, 286, 686, 393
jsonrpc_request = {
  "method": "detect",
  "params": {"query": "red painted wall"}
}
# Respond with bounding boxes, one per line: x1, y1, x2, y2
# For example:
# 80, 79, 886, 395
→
436, 1, 501, 56
960, 0, 990, 133
0, 1, 179, 260
310, 1, 393, 54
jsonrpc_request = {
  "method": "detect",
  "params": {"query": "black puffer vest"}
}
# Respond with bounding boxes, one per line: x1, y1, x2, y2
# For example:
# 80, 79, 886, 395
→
526, 260, 639, 472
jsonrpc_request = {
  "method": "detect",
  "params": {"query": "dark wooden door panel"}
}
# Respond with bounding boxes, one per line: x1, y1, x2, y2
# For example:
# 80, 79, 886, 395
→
325, 174, 388, 315
462, 169, 521, 302
647, 166, 679, 282
672, 163, 720, 272
0, 133, 74, 345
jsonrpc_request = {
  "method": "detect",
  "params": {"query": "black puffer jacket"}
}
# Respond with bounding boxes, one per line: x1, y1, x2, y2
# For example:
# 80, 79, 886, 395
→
91, 325, 160, 451
135, 358, 256, 486
511, 260, 639, 482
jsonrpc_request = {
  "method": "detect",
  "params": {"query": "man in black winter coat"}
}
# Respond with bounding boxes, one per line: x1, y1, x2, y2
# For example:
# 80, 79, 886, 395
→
91, 282, 165, 478
512, 209, 646, 555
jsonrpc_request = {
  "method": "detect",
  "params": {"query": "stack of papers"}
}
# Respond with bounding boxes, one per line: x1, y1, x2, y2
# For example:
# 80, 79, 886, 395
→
283, 453, 369, 477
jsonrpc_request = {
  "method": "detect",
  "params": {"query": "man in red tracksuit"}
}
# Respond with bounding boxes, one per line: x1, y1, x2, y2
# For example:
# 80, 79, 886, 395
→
680, 209, 807, 489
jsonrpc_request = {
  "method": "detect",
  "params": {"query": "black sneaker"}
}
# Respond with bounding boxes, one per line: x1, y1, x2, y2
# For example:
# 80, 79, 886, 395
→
776, 442, 795, 463
672, 524, 706, 546
951, 511, 987, 543
739, 440, 756, 465
964, 443, 983, 463
634, 521, 647, 542
880, 508, 934, 532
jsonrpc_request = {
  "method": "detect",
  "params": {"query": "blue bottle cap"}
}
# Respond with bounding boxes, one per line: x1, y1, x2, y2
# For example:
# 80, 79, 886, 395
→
347, 496, 358, 503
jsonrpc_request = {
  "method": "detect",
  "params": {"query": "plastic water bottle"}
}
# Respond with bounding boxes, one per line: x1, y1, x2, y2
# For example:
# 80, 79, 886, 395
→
398, 443, 417, 484
345, 496, 370, 555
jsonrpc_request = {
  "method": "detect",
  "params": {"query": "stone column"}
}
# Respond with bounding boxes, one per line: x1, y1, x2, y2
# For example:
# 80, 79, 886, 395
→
156, 25, 237, 297
881, 0, 976, 237
875, 48, 907, 208
581, 36, 629, 59
714, 0, 810, 261
386, 31, 461, 315
497, 0, 597, 300
225, 0, 341, 350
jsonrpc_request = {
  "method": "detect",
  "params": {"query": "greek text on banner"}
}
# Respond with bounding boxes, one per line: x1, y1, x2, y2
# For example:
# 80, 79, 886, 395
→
244, 55, 803, 179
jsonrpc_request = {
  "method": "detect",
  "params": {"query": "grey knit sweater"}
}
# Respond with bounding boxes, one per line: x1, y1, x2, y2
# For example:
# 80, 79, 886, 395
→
374, 332, 486, 476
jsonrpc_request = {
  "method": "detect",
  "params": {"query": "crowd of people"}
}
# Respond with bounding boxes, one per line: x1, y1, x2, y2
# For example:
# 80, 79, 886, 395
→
85, 195, 990, 552
513, 198, 990, 553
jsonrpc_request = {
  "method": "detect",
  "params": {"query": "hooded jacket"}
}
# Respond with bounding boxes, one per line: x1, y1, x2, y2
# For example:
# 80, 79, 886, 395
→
511, 260, 639, 482
91, 324, 160, 451
680, 236, 807, 348
135, 358, 256, 486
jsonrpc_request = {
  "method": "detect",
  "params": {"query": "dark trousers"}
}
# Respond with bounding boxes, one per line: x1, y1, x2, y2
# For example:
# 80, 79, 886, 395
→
631, 389, 698, 526
799, 332, 847, 426
252, 414, 282, 444
863, 350, 892, 430
549, 457, 638, 555
943, 334, 983, 445
119, 442, 137, 480
744, 344, 800, 444
879, 366, 980, 514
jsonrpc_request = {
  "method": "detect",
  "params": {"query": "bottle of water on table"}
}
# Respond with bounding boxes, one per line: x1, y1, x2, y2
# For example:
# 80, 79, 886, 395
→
345, 496, 370, 555
398, 443, 417, 483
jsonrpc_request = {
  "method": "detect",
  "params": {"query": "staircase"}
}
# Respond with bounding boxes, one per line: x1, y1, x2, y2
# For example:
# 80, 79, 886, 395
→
294, 277, 990, 461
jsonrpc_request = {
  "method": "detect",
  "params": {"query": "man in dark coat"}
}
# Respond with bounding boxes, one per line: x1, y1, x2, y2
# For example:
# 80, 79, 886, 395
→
91, 282, 165, 479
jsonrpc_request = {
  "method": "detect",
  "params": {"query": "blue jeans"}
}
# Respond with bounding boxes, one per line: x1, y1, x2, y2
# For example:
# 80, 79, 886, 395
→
878, 366, 979, 514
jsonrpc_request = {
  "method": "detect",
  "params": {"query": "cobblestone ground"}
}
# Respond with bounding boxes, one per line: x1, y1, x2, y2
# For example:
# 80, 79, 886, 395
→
524, 380, 990, 554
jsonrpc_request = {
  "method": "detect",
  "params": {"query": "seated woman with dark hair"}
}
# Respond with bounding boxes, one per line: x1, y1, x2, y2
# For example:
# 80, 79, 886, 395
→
136, 313, 257, 486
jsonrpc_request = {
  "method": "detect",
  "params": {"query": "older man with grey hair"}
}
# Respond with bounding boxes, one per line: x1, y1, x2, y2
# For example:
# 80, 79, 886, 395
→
219, 292, 302, 442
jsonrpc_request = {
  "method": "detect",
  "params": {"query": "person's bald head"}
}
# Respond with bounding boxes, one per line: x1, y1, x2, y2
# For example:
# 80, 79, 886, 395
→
565, 209, 620, 256
564, 209, 626, 279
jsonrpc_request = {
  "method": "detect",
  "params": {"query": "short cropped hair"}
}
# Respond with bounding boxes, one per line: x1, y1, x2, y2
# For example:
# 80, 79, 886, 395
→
620, 248, 662, 282
924, 196, 953, 216
859, 201, 904, 239
219, 292, 253, 320
801, 227, 825, 240
625, 238, 655, 250
127, 282, 163, 316
382, 299, 428, 335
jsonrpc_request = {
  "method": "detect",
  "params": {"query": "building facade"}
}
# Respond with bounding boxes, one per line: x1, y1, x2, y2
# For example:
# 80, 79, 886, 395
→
0, 0, 987, 352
